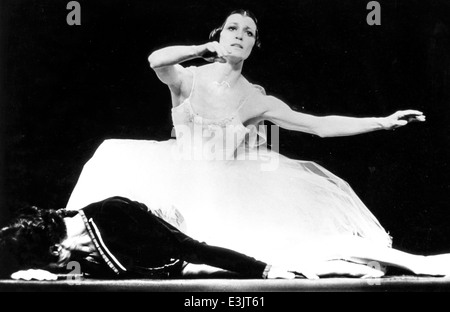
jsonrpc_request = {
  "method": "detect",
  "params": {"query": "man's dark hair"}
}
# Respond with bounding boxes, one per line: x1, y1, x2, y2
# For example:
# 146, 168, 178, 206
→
0, 206, 68, 270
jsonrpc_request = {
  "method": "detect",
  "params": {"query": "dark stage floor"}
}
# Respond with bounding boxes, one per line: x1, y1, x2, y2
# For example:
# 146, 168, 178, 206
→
1, 276, 450, 292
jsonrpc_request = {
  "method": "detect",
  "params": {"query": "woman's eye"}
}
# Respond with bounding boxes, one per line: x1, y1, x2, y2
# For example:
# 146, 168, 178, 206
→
228, 26, 236, 31
246, 31, 254, 37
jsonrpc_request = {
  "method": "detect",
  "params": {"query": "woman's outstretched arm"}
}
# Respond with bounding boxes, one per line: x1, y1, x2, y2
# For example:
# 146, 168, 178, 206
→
260, 95, 425, 138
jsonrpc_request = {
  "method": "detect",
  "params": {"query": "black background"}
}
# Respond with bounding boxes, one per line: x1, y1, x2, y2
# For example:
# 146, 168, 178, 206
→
0, 0, 449, 255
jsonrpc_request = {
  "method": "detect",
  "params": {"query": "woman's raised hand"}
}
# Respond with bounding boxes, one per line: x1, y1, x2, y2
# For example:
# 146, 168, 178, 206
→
382, 110, 426, 130
198, 41, 231, 63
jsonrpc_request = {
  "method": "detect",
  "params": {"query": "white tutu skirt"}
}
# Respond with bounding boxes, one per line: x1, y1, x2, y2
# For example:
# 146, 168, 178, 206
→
67, 139, 392, 266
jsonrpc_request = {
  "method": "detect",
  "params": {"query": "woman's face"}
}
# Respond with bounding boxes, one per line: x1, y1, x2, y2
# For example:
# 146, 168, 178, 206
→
219, 14, 257, 62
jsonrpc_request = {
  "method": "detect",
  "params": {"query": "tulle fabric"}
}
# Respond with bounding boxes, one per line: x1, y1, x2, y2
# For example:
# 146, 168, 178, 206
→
66, 65, 392, 266
66, 138, 392, 266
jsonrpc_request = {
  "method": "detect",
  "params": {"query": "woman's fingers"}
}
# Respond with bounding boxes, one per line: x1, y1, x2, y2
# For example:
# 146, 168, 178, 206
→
395, 120, 408, 127
398, 109, 423, 116
396, 110, 426, 122
386, 110, 426, 130
203, 42, 231, 62
416, 115, 426, 121
213, 41, 231, 57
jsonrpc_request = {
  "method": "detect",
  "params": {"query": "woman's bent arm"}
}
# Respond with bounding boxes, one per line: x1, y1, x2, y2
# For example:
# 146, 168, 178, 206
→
148, 45, 201, 70
148, 45, 202, 92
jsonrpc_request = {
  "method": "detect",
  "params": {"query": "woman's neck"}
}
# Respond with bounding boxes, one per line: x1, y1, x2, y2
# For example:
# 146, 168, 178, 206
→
212, 61, 243, 87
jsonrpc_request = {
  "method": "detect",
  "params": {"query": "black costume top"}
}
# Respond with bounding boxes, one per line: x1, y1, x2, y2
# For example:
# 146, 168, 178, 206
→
74, 196, 269, 278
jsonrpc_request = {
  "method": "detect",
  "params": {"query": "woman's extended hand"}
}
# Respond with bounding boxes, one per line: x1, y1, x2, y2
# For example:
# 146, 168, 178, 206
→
382, 110, 426, 130
197, 41, 231, 63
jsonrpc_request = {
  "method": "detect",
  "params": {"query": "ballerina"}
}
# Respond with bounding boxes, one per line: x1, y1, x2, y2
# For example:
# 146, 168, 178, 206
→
65, 9, 450, 277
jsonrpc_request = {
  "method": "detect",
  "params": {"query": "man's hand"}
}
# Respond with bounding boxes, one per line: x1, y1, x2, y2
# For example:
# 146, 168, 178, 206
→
308, 260, 386, 278
11, 269, 58, 281
267, 265, 320, 280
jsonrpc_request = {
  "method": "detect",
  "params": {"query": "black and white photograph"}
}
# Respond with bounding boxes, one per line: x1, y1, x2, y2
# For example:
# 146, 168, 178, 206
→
1, 0, 450, 294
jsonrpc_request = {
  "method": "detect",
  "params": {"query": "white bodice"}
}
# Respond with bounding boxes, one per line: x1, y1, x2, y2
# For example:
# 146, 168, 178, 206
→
171, 97, 251, 160
171, 66, 266, 160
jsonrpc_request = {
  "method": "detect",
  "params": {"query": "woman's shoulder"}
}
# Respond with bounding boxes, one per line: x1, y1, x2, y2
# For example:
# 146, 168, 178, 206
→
237, 79, 270, 122
240, 76, 267, 96
250, 84, 266, 96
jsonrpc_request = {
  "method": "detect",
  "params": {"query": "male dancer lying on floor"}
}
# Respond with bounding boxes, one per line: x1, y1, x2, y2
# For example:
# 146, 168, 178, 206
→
0, 196, 390, 280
